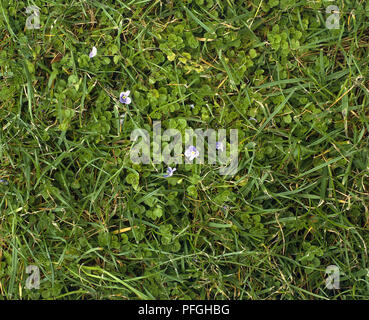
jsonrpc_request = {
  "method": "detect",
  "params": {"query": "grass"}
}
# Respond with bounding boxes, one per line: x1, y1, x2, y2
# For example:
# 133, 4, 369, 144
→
1, 0, 369, 299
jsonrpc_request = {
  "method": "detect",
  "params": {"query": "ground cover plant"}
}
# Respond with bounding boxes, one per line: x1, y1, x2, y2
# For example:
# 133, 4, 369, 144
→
1, 0, 369, 300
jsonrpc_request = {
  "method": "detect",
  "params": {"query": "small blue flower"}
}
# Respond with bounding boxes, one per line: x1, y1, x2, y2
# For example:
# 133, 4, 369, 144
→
185, 146, 199, 161
221, 205, 229, 213
89, 46, 97, 58
164, 167, 176, 178
0, 179, 9, 185
216, 142, 224, 152
119, 91, 131, 104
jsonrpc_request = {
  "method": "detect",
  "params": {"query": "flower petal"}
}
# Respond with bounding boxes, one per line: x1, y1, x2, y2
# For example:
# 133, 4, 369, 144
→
89, 46, 97, 58
185, 146, 199, 161
124, 96, 131, 104
216, 142, 224, 152
119, 92, 127, 103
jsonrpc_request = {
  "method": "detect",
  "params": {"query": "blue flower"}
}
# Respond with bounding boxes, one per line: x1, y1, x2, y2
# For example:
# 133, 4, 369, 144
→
119, 91, 131, 104
164, 167, 176, 178
0, 179, 9, 185
221, 205, 229, 213
185, 146, 199, 161
216, 142, 224, 152
89, 46, 97, 58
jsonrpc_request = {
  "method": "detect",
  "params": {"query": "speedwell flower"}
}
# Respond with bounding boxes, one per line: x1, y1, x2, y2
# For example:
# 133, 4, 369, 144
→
163, 167, 176, 178
119, 91, 131, 104
0, 179, 9, 185
185, 146, 199, 161
89, 46, 97, 58
216, 142, 224, 152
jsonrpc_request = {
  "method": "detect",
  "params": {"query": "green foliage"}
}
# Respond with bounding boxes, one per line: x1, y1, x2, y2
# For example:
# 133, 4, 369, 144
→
0, 0, 368, 300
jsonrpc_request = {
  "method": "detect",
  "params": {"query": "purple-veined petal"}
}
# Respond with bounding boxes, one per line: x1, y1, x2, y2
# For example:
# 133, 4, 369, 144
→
119, 92, 125, 103
120, 91, 132, 104
124, 96, 131, 104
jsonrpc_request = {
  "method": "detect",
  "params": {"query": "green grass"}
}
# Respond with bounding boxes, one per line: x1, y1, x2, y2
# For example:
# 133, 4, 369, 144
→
1, 0, 369, 299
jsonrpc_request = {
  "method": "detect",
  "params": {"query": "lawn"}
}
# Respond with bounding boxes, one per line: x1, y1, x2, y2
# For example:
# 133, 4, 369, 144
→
1, 0, 369, 300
